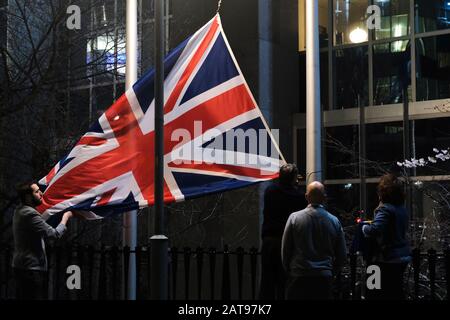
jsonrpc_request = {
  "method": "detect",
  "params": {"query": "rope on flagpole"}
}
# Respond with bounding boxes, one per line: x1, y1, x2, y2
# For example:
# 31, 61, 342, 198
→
216, 0, 222, 14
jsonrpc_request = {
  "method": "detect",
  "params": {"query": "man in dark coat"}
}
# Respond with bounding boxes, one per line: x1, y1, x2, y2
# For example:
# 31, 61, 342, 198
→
13, 182, 73, 299
259, 163, 307, 300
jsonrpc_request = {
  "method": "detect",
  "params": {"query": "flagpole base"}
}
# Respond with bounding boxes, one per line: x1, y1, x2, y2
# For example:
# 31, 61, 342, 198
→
150, 235, 169, 300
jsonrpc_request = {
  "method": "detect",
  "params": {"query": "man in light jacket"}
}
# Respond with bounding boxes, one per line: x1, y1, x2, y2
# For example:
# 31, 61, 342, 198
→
281, 181, 347, 300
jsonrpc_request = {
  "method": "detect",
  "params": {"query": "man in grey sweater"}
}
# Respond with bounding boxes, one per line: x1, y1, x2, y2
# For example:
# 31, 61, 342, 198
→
281, 181, 347, 300
13, 182, 73, 299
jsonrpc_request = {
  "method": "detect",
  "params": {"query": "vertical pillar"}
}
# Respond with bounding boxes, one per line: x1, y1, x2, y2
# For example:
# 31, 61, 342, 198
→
123, 0, 138, 300
306, 0, 322, 183
150, 0, 169, 300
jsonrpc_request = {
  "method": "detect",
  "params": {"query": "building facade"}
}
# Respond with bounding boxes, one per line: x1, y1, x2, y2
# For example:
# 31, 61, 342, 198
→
297, 0, 450, 249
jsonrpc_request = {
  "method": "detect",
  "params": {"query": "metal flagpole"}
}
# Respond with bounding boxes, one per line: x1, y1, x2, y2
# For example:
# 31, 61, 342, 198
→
306, 0, 322, 183
123, 0, 138, 300
150, 0, 168, 300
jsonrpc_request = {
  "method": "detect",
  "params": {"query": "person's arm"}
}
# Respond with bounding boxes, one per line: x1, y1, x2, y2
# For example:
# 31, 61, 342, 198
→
28, 210, 72, 239
334, 222, 347, 274
362, 206, 390, 238
281, 215, 293, 272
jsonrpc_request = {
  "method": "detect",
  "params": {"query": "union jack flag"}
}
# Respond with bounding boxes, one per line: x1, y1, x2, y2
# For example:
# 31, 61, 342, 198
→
37, 15, 285, 218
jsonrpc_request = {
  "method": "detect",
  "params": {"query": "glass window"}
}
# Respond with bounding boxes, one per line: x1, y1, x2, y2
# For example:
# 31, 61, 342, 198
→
93, 85, 114, 116
0, 6, 6, 84
415, 0, 450, 33
410, 118, 450, 176
334, 45, 369, 109
416, 34, 450, 101
296, 129, 306, 176
0, 3, 6, 47
373, 40, 411, 105
115, 82, 125, 101
325, 125, 360, 179
299, 54, 306, 113
93, 0, 127, 28
410, 180, 450, 250
319, 0, 329, 48
334, 0, 369, 45
373, 0, 409, 40
142, 0, 155, 23
320, 51, 329, 110
366, 121, 404, 176
365, 183, 379, 220
69, 89, 90, 131
87, 30, 126, 81
325, 184, 360, 228
141, 21, 155, 71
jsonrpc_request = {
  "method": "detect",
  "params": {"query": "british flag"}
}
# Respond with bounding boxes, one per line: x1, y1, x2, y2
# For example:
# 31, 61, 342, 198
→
37, 15, 285, 218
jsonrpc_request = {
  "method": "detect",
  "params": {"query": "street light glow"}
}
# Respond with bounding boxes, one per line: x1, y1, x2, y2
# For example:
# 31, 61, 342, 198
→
349, 27, 367, 43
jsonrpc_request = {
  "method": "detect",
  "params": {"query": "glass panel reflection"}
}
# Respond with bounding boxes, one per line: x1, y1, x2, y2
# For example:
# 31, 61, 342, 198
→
373, 0, 409, 40
319, 0, 329, 48
415, 0, 450, 33
410, 118, 450, 176
373, 40, 411, 105
366, 121, 404, 177
334, 0, 369, 45
334, 45, 368, 109
416, 34, 450, 101
325, 125, 360, 179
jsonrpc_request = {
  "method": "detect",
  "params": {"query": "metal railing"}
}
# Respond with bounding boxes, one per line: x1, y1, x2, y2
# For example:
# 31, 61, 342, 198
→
0, 245, 449, 300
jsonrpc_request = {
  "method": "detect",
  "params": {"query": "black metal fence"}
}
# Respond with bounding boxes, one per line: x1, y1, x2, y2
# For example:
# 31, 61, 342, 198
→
1, 245, 449, 300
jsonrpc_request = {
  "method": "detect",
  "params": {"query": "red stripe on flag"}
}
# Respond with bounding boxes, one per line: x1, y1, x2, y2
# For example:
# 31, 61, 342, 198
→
96, 188, 117, 206
38, 95, 175, 214
45, 166, 57, 185
164, 18, 220, 114
168, 162, 279, 180
164, 84, 256, 152
77, 136, 107, 147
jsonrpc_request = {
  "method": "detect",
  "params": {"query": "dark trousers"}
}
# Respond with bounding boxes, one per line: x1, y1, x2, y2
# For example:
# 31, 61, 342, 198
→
286, 276, 333, 300
14, 268, 47, 300
259, 237, 285, 300
365, 262, 408, 300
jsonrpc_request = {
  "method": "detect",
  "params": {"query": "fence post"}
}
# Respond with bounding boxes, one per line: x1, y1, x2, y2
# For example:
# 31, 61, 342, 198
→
147, 245, 152, 300
4, 245, 11, 299
55, 246, 62, 300
221, 245, 230, 300
111, 246, 119, 300
76, 244, 83, 300
170, 247, 178, 300
349, 252, 357, 300
412, 248, 420, 299
444, 248, 450, 301
184, 247, 191, 300
99, 245, 107, 300
66, 244, 74, 300
209, 247, 216, 300
135, 246, 142, 300
123, 245, 130, 300
87, 245, 95, 300
236, 247, 244, 300
196, 247, 204, 300
428, 248, 436, 300
250, 247, 258, 300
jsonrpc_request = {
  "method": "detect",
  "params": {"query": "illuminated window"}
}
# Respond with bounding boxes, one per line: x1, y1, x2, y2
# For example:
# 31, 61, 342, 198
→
374, 0, 409, 40
334, 0, 369, 45
87, 31, 126, 76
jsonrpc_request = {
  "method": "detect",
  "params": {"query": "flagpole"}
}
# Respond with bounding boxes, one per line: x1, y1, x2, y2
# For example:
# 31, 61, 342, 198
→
306, 0, 322, 183
123, 0, 138, 300
150, 0, 168, 300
